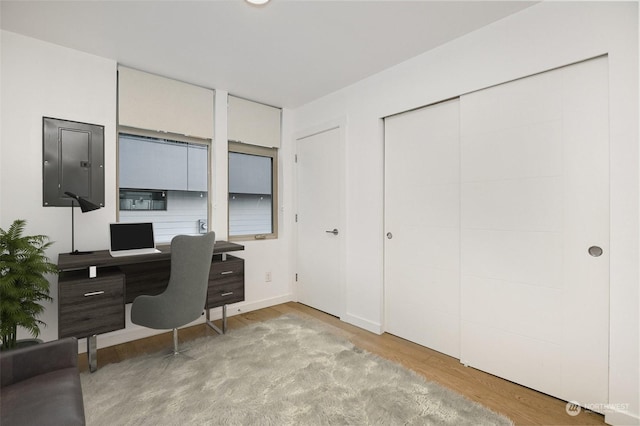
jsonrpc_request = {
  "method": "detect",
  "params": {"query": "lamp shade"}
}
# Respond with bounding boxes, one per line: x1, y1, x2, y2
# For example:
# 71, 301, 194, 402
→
64, 192, 101, 213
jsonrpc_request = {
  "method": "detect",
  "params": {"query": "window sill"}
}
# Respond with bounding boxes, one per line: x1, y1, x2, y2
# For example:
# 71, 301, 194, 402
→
228, 234, 277, 242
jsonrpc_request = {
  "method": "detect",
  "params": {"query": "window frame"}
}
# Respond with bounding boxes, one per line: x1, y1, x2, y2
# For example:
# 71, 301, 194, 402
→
116, 127, 212, 243
227, 141, 278, 241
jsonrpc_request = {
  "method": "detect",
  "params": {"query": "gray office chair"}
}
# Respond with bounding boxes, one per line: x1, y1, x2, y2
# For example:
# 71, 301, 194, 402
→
131, 232, 216, 355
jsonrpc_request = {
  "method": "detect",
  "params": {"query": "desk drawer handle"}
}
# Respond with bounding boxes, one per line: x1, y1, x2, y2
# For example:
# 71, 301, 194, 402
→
221, 292, 234, 297
220, 271, 234, 275
84, 291, 105, 297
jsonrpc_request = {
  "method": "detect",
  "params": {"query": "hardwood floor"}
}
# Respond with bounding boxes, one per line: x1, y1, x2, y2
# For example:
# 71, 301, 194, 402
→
79, 302, 605, 426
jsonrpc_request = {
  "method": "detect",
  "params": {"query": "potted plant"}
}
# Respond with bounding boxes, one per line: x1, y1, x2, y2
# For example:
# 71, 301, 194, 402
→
0, 219, 58, 350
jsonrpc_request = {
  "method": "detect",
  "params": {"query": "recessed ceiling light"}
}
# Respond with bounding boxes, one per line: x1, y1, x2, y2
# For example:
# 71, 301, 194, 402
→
246, 0, 270, 5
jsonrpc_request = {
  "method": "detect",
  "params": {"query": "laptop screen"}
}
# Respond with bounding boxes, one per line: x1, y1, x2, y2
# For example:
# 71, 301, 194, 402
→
110, 222, 156, 252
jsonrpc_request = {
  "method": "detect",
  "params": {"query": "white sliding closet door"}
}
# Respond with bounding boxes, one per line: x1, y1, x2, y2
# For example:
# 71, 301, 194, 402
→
384, 99, 460, 358
460, 57, 609, 407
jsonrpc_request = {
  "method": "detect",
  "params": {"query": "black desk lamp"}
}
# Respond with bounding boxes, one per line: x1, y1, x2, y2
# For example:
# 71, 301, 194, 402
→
64, 191, 101, 255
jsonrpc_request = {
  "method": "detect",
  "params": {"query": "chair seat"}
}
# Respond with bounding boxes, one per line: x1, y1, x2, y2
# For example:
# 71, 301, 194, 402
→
131, 293, 200, 330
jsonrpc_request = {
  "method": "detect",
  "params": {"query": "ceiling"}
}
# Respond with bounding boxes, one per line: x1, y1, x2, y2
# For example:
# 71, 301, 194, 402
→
1, 1, 534, 108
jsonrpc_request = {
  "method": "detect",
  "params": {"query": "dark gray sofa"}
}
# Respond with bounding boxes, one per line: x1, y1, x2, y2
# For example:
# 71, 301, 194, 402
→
1, 337, 85, 425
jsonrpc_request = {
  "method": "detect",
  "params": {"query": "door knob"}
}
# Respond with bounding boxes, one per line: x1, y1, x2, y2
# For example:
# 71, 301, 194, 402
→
325, 229, 339, 236
387, 232, 393, 239
588, 246, 603, 257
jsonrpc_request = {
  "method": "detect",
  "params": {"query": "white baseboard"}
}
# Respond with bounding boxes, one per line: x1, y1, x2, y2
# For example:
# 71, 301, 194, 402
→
605, 409, 640, 426
78, 293, 296, 353
342, 312, 383, 335
211, 293, 295, 319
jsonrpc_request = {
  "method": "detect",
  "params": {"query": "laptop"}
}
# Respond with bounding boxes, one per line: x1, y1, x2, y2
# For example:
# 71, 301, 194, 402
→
109, 222, 161, 257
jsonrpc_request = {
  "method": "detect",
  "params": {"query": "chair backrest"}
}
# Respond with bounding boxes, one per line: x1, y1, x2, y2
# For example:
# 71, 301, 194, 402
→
163, 232, 216, 325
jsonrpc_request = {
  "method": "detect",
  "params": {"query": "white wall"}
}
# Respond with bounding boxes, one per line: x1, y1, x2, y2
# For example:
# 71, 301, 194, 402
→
0, 31, 118, 342
211, 93, 296, 320
292, 3, 638, 425
0, 31, 295, 351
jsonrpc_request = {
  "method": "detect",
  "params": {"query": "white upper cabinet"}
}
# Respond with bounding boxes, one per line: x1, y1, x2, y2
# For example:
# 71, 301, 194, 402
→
187, 144, 208, 192
119, 137, 187, 191
119, 135, 207, 192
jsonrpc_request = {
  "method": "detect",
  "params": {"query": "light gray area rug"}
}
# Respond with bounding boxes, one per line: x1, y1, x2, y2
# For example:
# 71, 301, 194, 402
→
81, 315, 512, 425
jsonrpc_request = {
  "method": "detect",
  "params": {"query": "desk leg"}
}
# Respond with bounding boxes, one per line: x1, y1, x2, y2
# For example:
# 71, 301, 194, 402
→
205, 305, 227, 335
87, 335, 97, 373
222, 305, 228, 333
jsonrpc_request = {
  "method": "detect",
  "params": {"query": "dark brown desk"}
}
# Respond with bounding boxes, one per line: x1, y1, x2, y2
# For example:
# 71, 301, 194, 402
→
57, 240, 244, 371
57, 240, 243, 270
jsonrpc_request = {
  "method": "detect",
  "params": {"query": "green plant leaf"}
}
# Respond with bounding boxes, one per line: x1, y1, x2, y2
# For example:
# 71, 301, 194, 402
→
0, 219, 57, 350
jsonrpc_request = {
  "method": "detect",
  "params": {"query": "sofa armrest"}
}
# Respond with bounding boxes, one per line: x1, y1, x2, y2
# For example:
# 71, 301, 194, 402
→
1, 337, 78, 387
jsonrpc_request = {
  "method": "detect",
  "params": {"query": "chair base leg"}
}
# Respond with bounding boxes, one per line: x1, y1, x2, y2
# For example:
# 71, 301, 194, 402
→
161, 328, 192, 359
173, 328, 179, 355
166, 328, 191, 359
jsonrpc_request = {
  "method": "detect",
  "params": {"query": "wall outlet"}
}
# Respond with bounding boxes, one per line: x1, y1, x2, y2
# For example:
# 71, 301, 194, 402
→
265, 272, 272, 282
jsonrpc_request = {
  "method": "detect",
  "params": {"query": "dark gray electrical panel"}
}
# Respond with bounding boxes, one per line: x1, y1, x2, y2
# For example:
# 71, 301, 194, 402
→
42, 117, 105, 207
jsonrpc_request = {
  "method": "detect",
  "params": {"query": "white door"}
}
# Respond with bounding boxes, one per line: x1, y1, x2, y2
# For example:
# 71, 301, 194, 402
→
296, 126, 344, 317
459, 57, 609, 407
384, 99, 461, 358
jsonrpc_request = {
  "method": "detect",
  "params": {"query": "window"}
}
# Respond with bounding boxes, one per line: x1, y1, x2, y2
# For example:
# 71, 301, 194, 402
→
228, 142, 278, 239
118, 131, 210, 243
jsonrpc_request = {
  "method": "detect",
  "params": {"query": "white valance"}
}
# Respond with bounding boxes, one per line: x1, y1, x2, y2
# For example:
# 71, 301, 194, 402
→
228, 95, 281, 148
118, 66, 214, 139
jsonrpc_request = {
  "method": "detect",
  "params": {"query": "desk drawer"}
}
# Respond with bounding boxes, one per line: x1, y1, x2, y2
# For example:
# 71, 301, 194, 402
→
58, 269, 125, 339
208, 255, 244, 307
210, 255, 244, 278
207, 280, 244, 307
